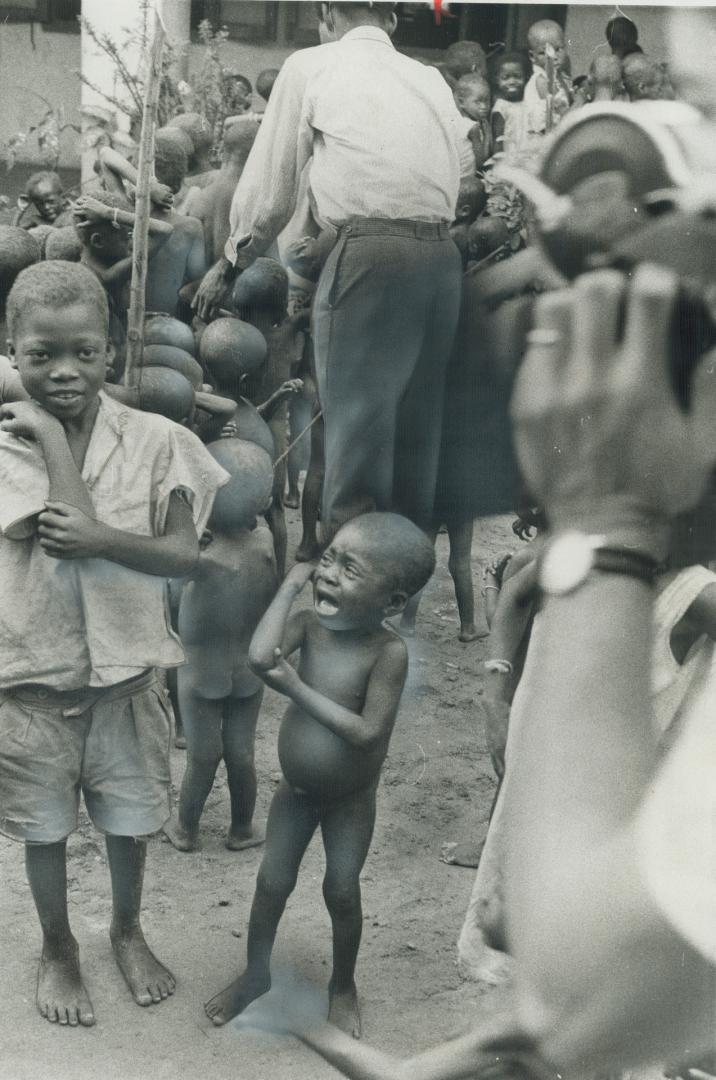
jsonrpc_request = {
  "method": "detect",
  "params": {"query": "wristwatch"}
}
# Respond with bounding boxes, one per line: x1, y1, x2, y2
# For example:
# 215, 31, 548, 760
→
538, 531, 658, 596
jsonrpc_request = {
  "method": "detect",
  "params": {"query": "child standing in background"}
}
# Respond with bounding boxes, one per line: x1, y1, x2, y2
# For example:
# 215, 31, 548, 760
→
524, 19, 573, 136
163, 440, 278, 854
453, 73, 493, 169
490, 53, 530, 160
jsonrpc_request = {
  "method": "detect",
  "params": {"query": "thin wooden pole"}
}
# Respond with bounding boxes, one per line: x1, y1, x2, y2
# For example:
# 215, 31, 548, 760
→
125, 6, 166, 388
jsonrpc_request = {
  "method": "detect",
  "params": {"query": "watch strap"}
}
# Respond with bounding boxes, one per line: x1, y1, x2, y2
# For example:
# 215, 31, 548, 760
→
592, 546, 658, 584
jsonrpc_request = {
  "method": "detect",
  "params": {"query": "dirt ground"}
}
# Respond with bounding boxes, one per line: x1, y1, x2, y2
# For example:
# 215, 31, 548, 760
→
0, 506, 517, 1080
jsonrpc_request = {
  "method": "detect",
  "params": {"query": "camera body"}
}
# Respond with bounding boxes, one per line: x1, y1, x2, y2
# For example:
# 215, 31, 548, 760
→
464, 101, 716, 517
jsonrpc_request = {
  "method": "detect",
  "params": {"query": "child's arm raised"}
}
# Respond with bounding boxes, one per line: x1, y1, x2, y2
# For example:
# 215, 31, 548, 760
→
98, 147, 174, 211
0, 401, 96, 516
248, 561, 315, 669
257, 379, 303, 421
0, 400, 199, 575
260, 635, 408, 752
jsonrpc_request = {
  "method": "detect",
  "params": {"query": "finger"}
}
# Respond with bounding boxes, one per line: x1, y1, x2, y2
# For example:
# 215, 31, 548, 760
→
511, 289, 572, 420
567, 270, 625, 394
38, 526, 67, 541
38, 514, 67, 532
39, 542, 67, 557
44, 501, 72, 515
621, 263, 678, 392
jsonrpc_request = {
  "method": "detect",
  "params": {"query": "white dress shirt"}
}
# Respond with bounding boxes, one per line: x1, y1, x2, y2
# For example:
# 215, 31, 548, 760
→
226, 27, 466, 263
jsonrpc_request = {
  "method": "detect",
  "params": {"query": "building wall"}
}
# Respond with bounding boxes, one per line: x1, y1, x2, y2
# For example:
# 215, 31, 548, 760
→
0, 22, 82, 169
564, 4, 669, 78
0, 3, 675, 171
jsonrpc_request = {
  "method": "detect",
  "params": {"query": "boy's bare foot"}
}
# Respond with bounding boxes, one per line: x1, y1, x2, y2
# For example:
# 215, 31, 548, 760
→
284, 492, 300, 509
162, 817, 198, 852
328, 982, 362, 1039
226, 819, 266, 851
205, 971, 271, 1026
37, 938, 96, 1027
295, 540, 321, 563
110, 925, 176, 1006
458, 624, 489, 643
174, 734, 187, 749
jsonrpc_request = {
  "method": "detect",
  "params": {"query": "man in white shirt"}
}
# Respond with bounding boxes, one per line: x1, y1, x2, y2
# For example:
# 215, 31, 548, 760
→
193, 1, 466, 538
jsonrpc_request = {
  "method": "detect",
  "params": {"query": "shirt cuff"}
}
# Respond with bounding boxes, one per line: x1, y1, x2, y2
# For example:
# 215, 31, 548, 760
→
224, 233, 261, 270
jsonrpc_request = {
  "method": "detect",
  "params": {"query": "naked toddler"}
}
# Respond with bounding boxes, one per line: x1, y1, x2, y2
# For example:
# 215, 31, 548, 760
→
204, 513, 435, 1036
163, 439, 277, 852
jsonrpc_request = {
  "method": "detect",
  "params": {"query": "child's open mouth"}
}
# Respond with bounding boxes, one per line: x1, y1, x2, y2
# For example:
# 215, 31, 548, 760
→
314, 585, 340, 617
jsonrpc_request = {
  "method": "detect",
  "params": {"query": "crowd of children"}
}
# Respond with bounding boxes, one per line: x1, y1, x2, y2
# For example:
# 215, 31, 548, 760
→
0, 7, 713, 1080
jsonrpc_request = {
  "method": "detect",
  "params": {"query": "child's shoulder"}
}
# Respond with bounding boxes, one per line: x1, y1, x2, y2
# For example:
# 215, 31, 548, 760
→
101, 392, 214, 460
241, 523, 276, 562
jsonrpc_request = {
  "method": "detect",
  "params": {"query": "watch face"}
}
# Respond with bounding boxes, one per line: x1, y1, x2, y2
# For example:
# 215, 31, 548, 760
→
540, 531, 596, 595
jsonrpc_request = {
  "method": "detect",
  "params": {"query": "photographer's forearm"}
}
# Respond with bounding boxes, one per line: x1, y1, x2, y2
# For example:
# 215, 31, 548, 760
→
504, 574, 659, 1046
297, 1022, 505, 1080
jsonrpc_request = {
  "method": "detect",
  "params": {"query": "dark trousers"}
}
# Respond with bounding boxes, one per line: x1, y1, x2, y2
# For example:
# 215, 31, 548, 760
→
312, 218, 462, 539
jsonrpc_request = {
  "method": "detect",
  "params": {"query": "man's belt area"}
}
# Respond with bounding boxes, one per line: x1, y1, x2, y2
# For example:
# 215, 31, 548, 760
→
338, 217, 451, 240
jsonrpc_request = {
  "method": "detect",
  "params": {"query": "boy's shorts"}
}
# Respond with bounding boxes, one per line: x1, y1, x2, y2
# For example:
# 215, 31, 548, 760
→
0, 670, 172, 844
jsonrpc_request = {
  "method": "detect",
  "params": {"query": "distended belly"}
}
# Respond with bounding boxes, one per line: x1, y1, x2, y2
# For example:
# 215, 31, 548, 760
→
278, 707, 383, 800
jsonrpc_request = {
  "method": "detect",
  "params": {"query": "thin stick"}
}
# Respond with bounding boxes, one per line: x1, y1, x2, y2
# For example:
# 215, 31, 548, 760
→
125, 7, 166, 388
544, 47, 555, 134
272, 410, 323, 470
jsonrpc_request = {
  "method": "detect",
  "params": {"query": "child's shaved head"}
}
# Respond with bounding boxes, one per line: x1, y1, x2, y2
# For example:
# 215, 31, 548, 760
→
444, 40, 487, 80
337, 513, 436, 598
45, 225, 82, 262
468, 217, 509, 262
154, 131, 189, 193
232, 258, 289, 320
455, 176, 486, 225
622, 53, 665, 100
527, 19, 564, 49
223, 119, 260, 163
454, 73, 491, 121
0, 226, 40, 307
207, 439, 274, 529
256, 68, 280, 102
168, 112, 213, 157
74, 189, 132, 251
7, 260, 109, 339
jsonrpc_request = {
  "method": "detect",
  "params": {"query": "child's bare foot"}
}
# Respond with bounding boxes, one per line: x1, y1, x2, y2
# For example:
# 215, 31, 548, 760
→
295, 539, 321, 563
284, 492, 300, 509
37, 938, 95, 1027
226, 819, 266, 851
174, 734, 187, 749
458, 624, 488, 643
162, 817, 198, 852
204, 971, 271, 1026
110, 925, 176, 1006
328, 981, 362, 1039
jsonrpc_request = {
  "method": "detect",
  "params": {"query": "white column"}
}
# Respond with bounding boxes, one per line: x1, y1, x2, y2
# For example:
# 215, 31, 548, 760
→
160, 0, 191, 81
